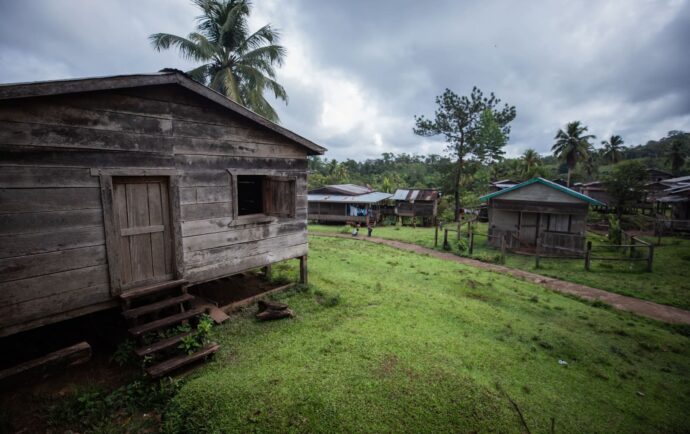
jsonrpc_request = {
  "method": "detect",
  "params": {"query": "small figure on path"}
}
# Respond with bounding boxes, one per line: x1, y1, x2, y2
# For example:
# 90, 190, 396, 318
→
352, 223, 359, 237
367, 222, 373, 237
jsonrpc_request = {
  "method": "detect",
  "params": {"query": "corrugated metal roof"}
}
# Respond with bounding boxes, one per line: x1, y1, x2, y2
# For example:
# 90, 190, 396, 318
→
391, 188, 439, 201
314, 184, 372, 195
308, 192, 392, 204
663, 175, 690, 185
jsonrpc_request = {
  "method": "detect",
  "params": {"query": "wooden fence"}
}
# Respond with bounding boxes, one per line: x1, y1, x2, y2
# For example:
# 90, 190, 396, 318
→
583, 230, 654, 272
434, 220, 655, 272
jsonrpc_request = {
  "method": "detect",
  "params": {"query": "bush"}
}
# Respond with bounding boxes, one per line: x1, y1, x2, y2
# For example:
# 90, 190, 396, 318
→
608, 215, 621, 245
457, 237, 468, 252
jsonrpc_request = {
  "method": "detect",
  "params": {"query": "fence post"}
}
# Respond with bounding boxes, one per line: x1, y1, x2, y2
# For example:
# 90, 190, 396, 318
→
647, 244, 654, 272
585, 241, 592, 271
434, 224, 439, 247
630, 236, 635, 258
500, 234, 506, 264
535, 244, 541, 269
468, 227, 474, 255
443, 229, 450, 250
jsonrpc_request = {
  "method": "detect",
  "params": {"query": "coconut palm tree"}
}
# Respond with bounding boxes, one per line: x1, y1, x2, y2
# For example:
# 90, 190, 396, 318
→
150, 0, 287, 122
551, 121, 596, 186
520, 148, 541, 178
667, 139, 686, 175
601, 135, 624, 164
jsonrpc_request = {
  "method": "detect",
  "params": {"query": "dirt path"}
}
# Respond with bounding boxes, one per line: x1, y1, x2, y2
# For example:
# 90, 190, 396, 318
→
312, 233, 690, 325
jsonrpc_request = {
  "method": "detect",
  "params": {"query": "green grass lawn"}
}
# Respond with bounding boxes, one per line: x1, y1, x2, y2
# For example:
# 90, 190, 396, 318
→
163, 236, 690, 433
309, 224, 690, 310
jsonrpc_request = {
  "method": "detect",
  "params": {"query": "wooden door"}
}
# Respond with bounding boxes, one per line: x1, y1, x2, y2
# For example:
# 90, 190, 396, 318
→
112, 177, 173, 289
519, 212, 538, 246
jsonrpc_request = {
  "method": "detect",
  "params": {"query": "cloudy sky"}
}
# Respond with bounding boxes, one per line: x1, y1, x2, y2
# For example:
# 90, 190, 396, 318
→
1, 0, 688, 161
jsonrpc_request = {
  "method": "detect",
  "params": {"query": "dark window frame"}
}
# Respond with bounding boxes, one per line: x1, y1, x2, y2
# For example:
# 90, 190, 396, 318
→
228, 169, 298, 224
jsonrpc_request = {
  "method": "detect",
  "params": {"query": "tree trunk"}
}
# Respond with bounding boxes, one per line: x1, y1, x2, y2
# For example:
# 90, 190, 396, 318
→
454, 170, 461, 222
566, 168, 571, 187
454, 157, 463, 222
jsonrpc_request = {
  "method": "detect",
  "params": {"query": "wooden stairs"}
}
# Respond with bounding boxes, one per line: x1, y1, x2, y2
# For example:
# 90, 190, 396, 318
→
119, 279, 219, 378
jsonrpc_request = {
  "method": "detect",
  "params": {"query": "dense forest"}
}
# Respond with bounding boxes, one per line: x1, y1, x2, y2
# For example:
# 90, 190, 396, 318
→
308, 130, 689, 217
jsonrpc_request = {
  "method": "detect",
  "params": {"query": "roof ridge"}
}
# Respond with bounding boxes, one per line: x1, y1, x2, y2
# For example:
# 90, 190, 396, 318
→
479, 177, 605, 206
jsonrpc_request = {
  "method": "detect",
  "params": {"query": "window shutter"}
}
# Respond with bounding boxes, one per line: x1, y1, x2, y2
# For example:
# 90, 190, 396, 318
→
263, 177, 296, 218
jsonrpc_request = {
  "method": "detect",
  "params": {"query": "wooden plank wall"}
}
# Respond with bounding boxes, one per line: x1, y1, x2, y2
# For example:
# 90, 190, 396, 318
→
0, 84, 310, 336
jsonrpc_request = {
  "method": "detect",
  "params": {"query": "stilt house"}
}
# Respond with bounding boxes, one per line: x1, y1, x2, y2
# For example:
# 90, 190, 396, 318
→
390, 188, 439, 226
0, 72, 326, 339
480, 178, 604, 254
307, 184, 391, 224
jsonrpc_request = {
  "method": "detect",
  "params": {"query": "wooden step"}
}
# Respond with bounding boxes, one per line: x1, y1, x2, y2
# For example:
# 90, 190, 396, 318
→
146, 343, 220, 378
128, 307, 206, 337
135, 331, 193, 357
122, 294, 195, 319
120, 279, 188, 302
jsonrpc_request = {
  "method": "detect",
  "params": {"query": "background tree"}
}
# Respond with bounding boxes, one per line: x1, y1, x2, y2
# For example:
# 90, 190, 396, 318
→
666, 134, 687, 175
604, 160, 647, 218
551, 121, 595, 186
414, 87, 516, 221
150, 0, 287, 122
601, 135, 624, 164
520, 149, 541, 179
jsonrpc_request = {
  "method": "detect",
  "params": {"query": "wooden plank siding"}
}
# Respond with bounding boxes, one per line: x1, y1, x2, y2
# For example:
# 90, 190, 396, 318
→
0, 83, 313, 336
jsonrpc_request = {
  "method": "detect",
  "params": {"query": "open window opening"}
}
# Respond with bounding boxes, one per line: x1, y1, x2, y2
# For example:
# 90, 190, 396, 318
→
237, 175, 264, 216
235, 174, 296, 218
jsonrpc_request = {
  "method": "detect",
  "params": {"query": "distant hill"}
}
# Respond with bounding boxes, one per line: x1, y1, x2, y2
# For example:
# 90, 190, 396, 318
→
624, 131, 690, 161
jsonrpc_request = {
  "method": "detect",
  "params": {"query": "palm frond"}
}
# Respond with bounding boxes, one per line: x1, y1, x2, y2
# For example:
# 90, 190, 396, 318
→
149, 33, 212, 62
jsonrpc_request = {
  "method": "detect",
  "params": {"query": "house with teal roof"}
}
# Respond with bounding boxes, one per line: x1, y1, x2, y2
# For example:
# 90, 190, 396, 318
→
479, 177, 604, 255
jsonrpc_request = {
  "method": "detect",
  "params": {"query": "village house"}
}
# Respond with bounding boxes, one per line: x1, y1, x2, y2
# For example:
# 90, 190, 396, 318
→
480, 177, 604, 255
656, 175, 690, 221
0, 71, 325, 375
390, 188, 439, 226
307, 184, 391, 224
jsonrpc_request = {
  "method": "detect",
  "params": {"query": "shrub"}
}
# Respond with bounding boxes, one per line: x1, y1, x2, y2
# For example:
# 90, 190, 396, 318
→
608, 215, 621, 245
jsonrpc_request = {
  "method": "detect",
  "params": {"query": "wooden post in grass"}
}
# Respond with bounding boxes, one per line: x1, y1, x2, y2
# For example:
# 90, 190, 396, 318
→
468, 226, 474, 255
443, 229, 450, 250
500, 234, 507, 264
647, 244, 654, 272
435, 224, 439, 247
299, 255, 308, 285
585, 241, 592, 271
630, 237, 635, 258
262, 265, 272, 280
535, 242, 541, 269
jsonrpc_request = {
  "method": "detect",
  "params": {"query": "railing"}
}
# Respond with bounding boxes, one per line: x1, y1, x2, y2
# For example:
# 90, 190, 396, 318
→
584, 229, 654, 272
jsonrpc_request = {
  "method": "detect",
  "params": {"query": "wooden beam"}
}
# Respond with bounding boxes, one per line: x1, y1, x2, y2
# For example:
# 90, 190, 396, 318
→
300, 255, 308, 285
0, 342, 91, 387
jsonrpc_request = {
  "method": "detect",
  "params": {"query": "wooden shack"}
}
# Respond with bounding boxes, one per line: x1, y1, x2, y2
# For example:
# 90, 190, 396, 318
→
0, 71, 326, 339
479, 178, 603, 255
580, 181, 611, 207
307, 184, 391, 224
391, 188, 439, 226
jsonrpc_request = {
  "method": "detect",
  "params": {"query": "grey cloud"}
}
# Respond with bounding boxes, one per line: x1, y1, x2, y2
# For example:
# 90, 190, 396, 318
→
0, 0, 688, 160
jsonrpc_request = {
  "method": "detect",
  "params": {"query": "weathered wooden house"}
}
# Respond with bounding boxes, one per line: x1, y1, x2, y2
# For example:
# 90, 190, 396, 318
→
657, 176, 690, 220
0, 71, 325, 355
391, 188, 439, 225
489, 179, 518, 193
479, 178, 603, 254
307, 184, 391, 224
579, 181, 611, 207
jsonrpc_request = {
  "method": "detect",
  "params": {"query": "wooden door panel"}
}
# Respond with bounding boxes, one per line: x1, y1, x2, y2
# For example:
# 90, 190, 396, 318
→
113, 177, 173, 288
